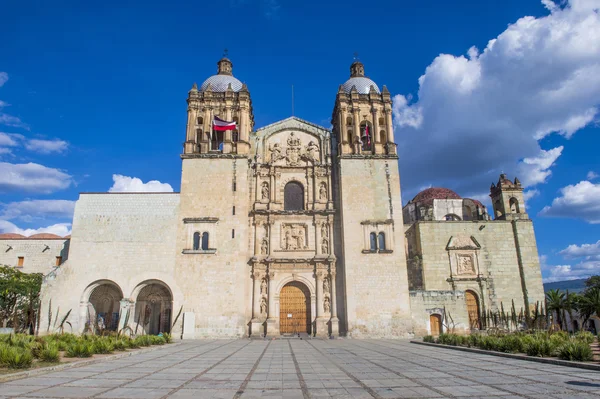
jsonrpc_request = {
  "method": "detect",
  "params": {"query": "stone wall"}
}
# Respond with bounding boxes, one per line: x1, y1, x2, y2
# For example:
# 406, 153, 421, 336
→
0, 238, 69, 274
337, 157, 412, 338
40, 193, 181, 334
410, 290, 470, 336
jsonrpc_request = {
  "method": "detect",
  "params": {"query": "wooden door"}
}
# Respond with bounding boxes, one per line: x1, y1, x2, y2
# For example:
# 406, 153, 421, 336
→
465, 291, 481, 329
279, 282, 311, 334
430, 314, 442, 336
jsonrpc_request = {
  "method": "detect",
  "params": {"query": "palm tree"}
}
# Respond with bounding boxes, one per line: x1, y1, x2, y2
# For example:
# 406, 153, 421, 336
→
579, 288, 600, 328
563, 290, 579, 331
545, 289, 565, 330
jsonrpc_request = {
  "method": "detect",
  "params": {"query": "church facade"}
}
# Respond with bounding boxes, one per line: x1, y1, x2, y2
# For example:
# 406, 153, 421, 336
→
0, 56, 545, 338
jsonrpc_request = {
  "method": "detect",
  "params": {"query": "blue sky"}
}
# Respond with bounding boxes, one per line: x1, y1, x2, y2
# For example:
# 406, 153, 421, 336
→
0, 0, 599, 282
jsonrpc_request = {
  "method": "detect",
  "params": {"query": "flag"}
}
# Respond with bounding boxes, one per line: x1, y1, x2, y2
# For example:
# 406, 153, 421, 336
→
363, 124, 370, 145
213, 116, 237, 131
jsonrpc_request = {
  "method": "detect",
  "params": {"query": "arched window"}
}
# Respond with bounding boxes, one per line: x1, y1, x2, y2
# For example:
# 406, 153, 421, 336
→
284, 182, 304, 211
378, 233, 386, 251
197, 116, 204, 125
193, 232, 200, 250
444, 214, 461, 221
370, 232, 377, 251
509, 197, 520, 213
347, 129, 353, 144
379, 130, 387, 144
346, 116, 353, 125
495, 200, 503, 218
360, 122, 372, 151
201, 232, 209, 250
196, 129, 203, 143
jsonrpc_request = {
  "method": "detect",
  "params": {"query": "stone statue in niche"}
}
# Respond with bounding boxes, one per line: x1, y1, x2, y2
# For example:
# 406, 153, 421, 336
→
260, 278, 267, 295
282, 224, 307, 250
321, 238, 329, 254
323, 278, 330, 294
260, 238, 268, 255
457, 254, 475, 275
260, 297, 267, 314
269, 143, 283, 163
321, 223, 328, 238
319, 182, 327, 201
305, 141, 319, 162
323, 296, 331, 313
285, 133, 302, 166
261, 182, 269, 200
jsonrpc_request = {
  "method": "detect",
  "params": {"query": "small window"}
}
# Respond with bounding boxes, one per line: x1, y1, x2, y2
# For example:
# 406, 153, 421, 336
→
196, 128, 202, 143
55, 256, 62, 266
232, 229, 235, 238
197, 116, 204, 125
232, 206, 235, 215
378, 117, 385, 125
233, 182, 237, 191
232, 130, 239, 142
347, 129, 353, 144
346, 116, 353, 125
193, 232, 200, 250
284, 181, 304, 211
370, 232, 377, 251
201, 232, 209, 250
17, 257, 24, 267
378, 233, 386, 251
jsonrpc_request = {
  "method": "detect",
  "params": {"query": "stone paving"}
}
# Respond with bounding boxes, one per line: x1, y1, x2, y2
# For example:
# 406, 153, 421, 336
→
1, 339, 600, 398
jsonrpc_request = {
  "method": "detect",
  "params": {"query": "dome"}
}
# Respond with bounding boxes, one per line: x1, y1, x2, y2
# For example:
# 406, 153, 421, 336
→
28, 233, 62, 239
0, 233, 25, 239
411, 187, 462, 206
341, 77, 380, 94
200, 74, 243, 93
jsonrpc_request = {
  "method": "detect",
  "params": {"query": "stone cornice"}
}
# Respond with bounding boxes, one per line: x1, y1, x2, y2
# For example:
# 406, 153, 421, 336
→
183, 217, 219, 223
339, 154, 399, 160
251, 209, 335, 216
253, 117, 331, 139
181, 153, 249, 160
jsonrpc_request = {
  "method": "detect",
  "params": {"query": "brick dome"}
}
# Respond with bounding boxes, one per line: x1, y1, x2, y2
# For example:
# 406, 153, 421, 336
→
27, 233, 62, 239
411, 187, 461, 206
0, 233, 26, 239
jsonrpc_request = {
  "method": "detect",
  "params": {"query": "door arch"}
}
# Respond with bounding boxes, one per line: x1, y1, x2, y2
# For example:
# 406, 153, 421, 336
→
430, 314, 442, 336
134, 282, 172, 335
279, 282, 311, 335
465, 290, 481, 330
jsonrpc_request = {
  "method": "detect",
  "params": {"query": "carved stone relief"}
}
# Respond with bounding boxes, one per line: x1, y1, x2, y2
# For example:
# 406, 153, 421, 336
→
323, 278, 330, 294
457, 254, 476, 275
321, 238, 329, 254
260, 297, 267, 314
319, 182, 327, 201
285, 133, 302, 166
281, 224, 308, 250
323, 296, 331, 313
260, 278, 267, 295
261, 182, 269, 200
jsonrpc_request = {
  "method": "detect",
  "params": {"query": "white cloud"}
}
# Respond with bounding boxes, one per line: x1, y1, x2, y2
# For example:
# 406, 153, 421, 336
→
0, 162, 73, 194
0, 73, 7, 87
108, 174, 173, 193
393, 0, 600, 194
25, 139, 69, 154
587, 171, 599, 180
540, 180, 600, 223
523, 189, 540, 203
0, 220, 71, 237
0, 132, 24, 147
559, 239, 600, 260
0, 101, 9, 108
517, 146, 563, 186
0, 200, 76, 222
0, 114, 28, 130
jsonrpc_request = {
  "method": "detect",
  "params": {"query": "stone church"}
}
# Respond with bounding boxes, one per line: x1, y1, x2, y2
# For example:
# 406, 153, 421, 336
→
0, 56, 545, 338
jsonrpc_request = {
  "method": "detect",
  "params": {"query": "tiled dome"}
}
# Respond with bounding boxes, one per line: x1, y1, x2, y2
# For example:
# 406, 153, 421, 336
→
341, 77, 380, 94
200, 75, 243, 92
411, 187, 462, 206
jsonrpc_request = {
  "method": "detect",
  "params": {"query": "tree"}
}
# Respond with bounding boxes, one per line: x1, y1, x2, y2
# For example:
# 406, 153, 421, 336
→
0, 266, 43, 332
579, 288, 600, 327
545, 289, 565, 330
585, 275, 600, 290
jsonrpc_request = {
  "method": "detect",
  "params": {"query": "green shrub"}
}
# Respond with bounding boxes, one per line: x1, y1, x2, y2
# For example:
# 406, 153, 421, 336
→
39, 344, 60, 363
113, 339, 129, 351
498, 335, 523, 353
557, 340, 593, 362
0, 346, 33, 369
423, 335, 435, 343
65, 342, 94, 358
162, 333, 173, 344
525, 337, 556, 357
437, 333, 462, 346
133, 336, 151, 347
150, 336, 166, 345
478, 336, 502, 351
575, 331, 595, 345
93, 339, 114, 354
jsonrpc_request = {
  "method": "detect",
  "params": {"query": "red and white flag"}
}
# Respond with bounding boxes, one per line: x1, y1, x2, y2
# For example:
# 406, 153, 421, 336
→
213, 116, 237, 131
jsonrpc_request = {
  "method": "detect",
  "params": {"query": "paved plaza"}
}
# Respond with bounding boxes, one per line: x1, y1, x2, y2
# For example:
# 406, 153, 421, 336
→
1, 339, 600, 398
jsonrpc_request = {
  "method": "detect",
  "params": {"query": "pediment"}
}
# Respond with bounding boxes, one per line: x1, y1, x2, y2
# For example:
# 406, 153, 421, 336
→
254, 117, 331, 139
446, 235, 480, 250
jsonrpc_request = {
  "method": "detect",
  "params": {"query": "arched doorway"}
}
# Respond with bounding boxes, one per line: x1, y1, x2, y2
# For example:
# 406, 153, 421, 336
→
279, 282, 311, 335
134, 282, 172, 335
465, 290, 481, 330
430, 314, 442, 336
87, 282, 123, 333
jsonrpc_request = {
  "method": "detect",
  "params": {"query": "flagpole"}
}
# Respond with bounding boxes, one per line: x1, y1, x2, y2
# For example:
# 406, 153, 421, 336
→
292, 85, 294, 116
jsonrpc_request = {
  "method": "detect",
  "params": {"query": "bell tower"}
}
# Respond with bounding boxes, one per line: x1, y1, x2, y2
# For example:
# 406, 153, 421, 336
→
331, 60, 396, 156
490, 174, 528, 220
332, 59, 412, 338
183, 55, 254, 155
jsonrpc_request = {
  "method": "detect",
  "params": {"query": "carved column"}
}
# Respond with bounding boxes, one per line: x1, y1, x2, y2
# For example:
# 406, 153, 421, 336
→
184, 106, 197, 154
314, 269, 327, 337
352, 109, 360, 153
326, 170, 333, 210
266, 270, 279, 336
250, 269, 265, 337
316, 221, 322, 256
223, 106, 232, 153
373, 107, 384, 155
329, 270, 339, 336
385, 108, 397, 155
